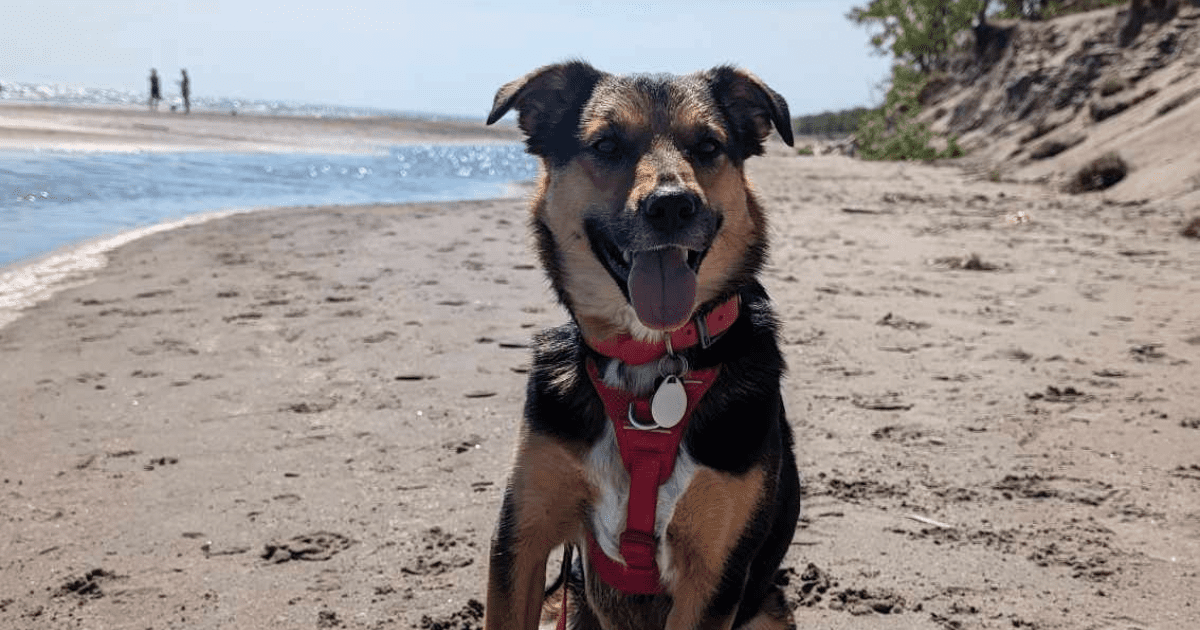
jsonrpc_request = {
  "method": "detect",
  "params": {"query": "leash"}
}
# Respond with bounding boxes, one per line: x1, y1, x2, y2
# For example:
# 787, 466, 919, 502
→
553, 545, 572, 630
557, 575, 570, 630
576, 296, 738, 599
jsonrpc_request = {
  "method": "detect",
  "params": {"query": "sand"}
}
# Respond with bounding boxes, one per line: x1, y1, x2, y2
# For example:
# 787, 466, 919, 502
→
921, 3, 1200, 208
2, 108, 1199, 630
0, 103, 521, 154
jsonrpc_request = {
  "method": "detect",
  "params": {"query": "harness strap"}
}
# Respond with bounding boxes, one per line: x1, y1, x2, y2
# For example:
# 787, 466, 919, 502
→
583, 360, 719, 595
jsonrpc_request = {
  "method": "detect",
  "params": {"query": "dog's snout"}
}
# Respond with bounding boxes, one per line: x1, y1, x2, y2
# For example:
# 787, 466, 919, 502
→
642, 189, 699, 233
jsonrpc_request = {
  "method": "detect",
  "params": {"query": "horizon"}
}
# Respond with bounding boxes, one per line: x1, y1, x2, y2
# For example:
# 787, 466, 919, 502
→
2, 0, 892, 120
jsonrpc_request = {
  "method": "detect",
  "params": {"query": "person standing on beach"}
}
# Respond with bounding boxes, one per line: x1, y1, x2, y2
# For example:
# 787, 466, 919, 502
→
149, 69, 161, 112
180, 69, 190, 114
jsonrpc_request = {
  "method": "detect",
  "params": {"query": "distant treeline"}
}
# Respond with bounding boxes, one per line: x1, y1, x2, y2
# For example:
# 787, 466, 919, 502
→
792, 106, 875, 137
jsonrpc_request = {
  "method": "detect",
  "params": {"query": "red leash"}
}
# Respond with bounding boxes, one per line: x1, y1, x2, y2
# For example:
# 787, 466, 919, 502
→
556, 576, 569, 630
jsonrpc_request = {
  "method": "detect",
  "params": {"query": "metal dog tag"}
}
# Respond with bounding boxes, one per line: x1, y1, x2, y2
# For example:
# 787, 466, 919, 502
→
651, 375, 687, 428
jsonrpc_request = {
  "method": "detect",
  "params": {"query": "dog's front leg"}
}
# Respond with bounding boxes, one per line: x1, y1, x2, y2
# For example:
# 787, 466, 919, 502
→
662, 466, 790, 630
486, 430, 590, 630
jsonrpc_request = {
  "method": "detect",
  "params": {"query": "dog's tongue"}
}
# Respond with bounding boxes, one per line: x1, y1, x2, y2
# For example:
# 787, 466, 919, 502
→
628, 248, 697, 331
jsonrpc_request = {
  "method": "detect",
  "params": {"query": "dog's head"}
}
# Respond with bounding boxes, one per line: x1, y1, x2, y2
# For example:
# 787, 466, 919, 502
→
487, 61, 792, 342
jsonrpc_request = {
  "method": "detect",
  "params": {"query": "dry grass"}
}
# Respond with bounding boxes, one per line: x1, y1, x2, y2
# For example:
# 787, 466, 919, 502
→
1066, 152, 1129, 194
1182, 217, 1200, 239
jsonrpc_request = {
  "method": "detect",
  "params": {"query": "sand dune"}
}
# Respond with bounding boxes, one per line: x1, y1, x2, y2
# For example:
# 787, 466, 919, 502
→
926, 2, 1200, 206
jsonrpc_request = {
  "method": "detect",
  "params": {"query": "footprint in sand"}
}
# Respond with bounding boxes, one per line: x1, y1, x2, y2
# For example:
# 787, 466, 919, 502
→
400, 527, 476, 576
56, 569, 119, 600
143, 456, 179, 471
261, 532, 353, 563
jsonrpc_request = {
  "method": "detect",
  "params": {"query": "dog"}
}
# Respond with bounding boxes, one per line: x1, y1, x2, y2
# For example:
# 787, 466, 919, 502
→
483, 61, 801, 630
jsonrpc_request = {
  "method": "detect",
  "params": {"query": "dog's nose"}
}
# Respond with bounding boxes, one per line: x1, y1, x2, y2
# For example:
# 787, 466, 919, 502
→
642, 189, 699, 233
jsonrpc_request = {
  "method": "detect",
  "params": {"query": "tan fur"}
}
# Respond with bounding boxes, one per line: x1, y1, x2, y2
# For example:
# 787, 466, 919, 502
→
487, 431, 593, 630
661, 467, 766, 629
628, 138, 699, 208
667, 98, 728, 143
580, 90, 653, 140
539, 583, 569, 630
694, 169, 763, 306
533, 166, 634, 342
536, 115, 759, 343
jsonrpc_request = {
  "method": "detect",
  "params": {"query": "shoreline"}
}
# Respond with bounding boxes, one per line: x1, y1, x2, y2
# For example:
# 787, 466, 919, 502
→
1, 104, 534, 330
0, 101, 522, 154
0, 205, 264, 331
0, 174, 534, 332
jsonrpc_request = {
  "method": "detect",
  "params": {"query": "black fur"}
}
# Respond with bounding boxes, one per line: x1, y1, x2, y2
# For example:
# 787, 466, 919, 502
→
702, 65, 794, 160
488, 61, 605, 167
522, 282, 800, 626
486, 61, 800, 630
524, 282, 786, 467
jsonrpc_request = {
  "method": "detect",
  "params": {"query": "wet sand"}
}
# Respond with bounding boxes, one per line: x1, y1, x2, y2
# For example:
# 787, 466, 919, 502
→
1, 120, 1199, 628
0, 102, 521, 154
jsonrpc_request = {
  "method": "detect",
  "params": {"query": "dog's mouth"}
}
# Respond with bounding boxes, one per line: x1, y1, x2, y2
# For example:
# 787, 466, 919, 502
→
586, 222, 708, 331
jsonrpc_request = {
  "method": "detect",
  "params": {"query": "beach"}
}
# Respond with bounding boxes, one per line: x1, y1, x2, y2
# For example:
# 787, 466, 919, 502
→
0, 103, 521, 154
2, 107, 1199, 630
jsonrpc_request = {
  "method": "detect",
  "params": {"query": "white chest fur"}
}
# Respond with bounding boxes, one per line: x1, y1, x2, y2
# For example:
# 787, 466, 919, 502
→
583, 420, 698, 581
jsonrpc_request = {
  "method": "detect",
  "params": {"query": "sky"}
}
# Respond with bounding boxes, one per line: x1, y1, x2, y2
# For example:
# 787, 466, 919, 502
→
1, 0, 892, 119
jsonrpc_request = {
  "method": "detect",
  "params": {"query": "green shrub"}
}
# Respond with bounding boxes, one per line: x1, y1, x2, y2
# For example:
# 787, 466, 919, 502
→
856, 66, 964, 161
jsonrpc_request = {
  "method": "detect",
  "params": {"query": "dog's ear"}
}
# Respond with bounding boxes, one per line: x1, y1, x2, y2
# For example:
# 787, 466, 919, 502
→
703, 66, 794, 155
486, 61, 605, 161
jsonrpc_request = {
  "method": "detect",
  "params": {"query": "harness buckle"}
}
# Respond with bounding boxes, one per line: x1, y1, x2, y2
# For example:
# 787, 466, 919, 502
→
626, 403, 658, 430
696, 315, 713, 349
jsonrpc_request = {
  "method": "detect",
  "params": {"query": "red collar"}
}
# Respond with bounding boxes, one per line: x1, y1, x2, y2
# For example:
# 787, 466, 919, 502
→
584, 296, 740, 366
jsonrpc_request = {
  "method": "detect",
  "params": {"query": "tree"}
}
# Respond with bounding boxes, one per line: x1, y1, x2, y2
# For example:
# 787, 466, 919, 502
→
995, 1, 1051, 19
848, 0, 977, 160
848, 0, 985, 73
855, 65, 961, 161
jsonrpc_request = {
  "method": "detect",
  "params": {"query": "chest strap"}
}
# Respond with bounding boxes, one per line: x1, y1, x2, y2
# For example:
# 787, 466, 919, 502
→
584, 359, 719, 594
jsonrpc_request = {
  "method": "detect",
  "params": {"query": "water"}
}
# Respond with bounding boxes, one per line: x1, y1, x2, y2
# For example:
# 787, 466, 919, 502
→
0, 82, 536, 326
0, 143, 537, 328
0, 144, 537, 268
0, 79, 455, 120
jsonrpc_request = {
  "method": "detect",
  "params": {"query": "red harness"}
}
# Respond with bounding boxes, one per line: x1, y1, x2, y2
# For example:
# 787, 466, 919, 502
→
580, 296, 739, 596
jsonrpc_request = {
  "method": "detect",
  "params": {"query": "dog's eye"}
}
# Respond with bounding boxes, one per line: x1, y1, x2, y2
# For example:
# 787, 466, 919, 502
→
593, 138, 619, 157
693, 139, 721, 160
